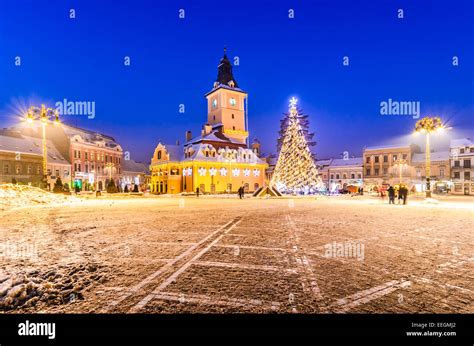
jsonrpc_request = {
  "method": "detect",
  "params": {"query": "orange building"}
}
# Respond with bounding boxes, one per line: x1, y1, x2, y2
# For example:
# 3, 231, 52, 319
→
150, 49, 267, 194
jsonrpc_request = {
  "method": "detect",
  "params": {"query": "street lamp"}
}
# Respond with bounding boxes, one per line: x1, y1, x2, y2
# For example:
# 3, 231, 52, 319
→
414, 116, 444, 198
105, 162, 115, 182
393, 158, 407, 185
25, 104, 60, 188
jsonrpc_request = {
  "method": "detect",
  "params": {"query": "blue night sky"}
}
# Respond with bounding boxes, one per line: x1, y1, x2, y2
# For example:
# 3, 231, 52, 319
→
0, 0, 473, 163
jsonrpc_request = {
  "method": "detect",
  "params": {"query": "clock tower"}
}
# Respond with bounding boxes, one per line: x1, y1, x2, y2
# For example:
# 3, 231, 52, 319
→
205, 48, 248, 144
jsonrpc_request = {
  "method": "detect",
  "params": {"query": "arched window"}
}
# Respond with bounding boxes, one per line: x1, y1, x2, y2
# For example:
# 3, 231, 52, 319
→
157, 151, 162, 160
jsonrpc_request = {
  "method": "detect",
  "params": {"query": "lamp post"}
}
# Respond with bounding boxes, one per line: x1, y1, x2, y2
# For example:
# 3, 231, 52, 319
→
25, 104, 60, 189
105, 162, 115, 181
415, 116, 443, 198
393, 158, 407, 185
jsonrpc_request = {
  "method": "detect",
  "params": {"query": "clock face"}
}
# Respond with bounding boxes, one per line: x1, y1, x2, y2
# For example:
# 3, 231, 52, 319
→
212, 99, 217, 108
229, 98, 236, 106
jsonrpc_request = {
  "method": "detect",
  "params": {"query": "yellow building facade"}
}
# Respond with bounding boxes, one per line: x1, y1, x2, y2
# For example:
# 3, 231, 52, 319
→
150, 49, 267, 194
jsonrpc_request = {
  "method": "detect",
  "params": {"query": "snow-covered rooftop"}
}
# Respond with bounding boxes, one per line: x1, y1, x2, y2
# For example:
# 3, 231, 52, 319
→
0, 131, 69, 165
184, 128, 245, 147
122, 159, 149, 174
364, 143, 411, 151
450, 138, 473, 148
412, 151, 450, 163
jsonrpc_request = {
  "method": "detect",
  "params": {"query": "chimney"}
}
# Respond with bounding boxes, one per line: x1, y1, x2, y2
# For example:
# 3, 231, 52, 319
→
185, 130, 192, 142
204, 123, 212, 135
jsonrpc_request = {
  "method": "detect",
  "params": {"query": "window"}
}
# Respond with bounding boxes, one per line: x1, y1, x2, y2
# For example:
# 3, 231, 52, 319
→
366, 168, 370, 176
74, 150, 77, 158
374, 156, 379, 163
454, 160, 460, 167
85, 165, 89, 173
460, 148, 465, 154
402, 154, 407, 160
28, 165, 32, 174
463, 159, 471, 168
440, 168, 444, 178
453, 172, 460, 179
212, 99, 217, 108
213, 115, 215, 121
357, 174, 362, 179
231, 114, 235, 119
85, 152, 88, 160
383, 155, 388, 163
393, 155, 397, 161
4, 164, 9, 174
229, 98, 236, 106
232, 126, 235, 130
157, 151, 162, 160
465, 172, 471, 180
383, 168, 388, 175
374, 168, 379, 176
36, 166, 40, 174
470, 148, 474, 153
343, 174, 347, 179
78, 151, 81, 158
366, 157, 370, 163
330, 174, 334, 179
336, 174, 340, 179
16, 166, 21, 174
55, 169, 59, 177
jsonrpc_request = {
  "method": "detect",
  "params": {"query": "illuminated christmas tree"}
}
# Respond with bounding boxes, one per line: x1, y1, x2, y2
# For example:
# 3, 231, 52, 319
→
271, 98, 323, 194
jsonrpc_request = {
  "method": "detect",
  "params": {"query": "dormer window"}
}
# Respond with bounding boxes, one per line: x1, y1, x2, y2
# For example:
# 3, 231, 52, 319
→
228, 80, 235, 88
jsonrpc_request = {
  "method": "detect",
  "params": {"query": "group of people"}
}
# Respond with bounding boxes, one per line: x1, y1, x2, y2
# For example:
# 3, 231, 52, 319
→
195, 185, 247, 199
387, 185, 408, 205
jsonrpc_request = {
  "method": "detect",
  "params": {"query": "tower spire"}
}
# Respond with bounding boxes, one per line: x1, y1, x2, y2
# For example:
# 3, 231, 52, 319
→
216, 47, 238, 88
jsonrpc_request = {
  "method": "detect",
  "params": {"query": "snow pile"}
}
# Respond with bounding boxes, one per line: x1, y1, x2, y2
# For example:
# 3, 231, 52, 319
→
0, 184, 80, 209
0, 262, 108, 311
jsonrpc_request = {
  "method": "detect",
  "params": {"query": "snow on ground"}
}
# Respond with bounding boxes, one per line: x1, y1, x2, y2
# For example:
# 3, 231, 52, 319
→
0, 191, 473, 313
0, 184, 80, 210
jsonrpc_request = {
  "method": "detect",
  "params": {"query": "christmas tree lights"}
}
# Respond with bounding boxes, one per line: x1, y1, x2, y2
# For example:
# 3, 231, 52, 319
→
271, 98, 323, 194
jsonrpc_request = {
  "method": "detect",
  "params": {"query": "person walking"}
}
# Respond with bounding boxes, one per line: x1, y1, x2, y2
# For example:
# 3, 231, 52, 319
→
238, 186, 244, 199
397, 186, 403, 205
402, 186, 408, 205
387, 185, 395, 204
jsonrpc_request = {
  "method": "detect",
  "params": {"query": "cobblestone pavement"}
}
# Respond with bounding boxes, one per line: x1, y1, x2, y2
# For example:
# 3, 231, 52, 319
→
1, 195, 472, 313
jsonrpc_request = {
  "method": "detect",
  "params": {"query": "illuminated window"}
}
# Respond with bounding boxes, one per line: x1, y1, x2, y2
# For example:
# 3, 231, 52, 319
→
212, 99, 217, 108
230, 98, 236, 106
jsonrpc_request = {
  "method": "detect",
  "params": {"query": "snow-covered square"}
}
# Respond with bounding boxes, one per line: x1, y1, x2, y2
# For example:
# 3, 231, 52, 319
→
1, 188, 473, 313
